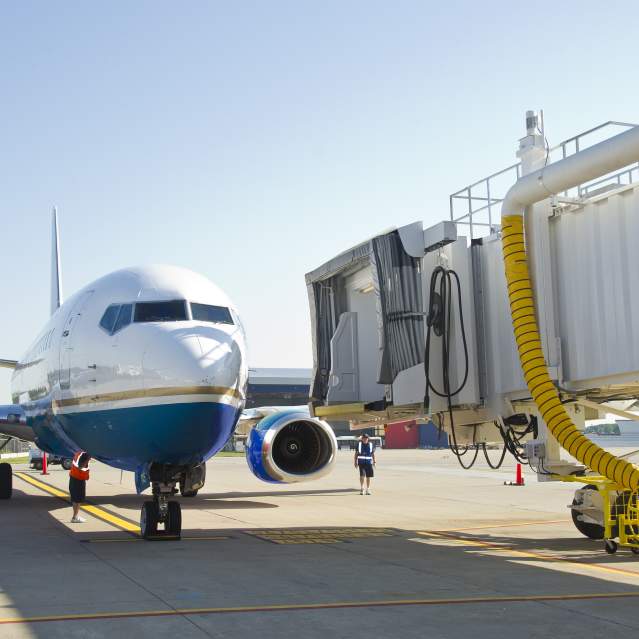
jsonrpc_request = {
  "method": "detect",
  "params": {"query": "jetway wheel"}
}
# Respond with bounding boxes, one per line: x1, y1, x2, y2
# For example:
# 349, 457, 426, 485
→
140, 501, 159, 539
604, 539, 618, 554
0, 463, 12, 499
61, 459, 72, 471
571, 485, 604, 540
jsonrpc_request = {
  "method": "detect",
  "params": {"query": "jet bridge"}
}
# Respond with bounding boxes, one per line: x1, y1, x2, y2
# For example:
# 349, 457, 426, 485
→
306, 114, 639, 496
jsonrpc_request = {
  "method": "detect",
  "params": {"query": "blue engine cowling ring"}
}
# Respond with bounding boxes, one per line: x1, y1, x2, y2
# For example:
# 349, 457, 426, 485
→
245, 410, 337, 484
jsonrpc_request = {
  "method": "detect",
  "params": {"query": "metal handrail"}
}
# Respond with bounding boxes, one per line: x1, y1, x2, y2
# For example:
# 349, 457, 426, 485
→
449, 121, 639, 239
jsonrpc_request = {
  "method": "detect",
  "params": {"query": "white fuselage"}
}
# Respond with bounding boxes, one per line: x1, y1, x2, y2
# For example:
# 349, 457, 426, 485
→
11, 265, 248, 471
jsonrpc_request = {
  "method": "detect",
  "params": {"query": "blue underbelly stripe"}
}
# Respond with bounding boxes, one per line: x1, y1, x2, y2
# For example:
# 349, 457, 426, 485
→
31, 401, 240, 471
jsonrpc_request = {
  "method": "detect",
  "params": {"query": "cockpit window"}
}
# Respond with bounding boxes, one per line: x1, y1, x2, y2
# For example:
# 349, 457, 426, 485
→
134, 300, 187, 323
190, 303, 234, 325
113, 303, 133, 333
99, 305, 120, 334
99, 304, 132, 335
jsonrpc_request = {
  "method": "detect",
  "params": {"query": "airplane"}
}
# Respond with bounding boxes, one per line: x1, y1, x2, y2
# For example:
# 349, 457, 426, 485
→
0, 209, 337, 538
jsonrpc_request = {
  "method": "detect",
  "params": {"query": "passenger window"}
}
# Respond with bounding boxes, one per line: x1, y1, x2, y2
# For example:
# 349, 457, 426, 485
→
112, 303, 133, 333
134, 300, 187, 322
99, 305, 120, 334
191, 303, 234, 325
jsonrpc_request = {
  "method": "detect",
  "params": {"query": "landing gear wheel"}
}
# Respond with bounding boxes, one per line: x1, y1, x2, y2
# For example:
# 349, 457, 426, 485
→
181, 489, 198, 498
604, 539, 618, 554
166, 501, 182, 537
571, 485, 604, 539
140, 501, 159, 539
0, 463, 12, 499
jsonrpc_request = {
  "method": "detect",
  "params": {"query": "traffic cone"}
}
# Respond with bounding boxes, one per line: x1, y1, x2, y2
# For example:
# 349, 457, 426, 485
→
504, 463, 524, 486
41, 452, 48, 475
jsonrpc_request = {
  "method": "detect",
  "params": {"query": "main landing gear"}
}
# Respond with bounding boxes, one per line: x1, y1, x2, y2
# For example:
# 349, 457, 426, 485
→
0, 463, 12, 499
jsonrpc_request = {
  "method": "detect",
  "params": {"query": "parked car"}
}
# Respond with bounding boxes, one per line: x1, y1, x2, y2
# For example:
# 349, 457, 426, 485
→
28, 448, 72, 471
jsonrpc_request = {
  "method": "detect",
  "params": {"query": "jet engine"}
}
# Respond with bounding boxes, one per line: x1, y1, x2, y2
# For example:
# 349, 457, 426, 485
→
245, 410, 337, 483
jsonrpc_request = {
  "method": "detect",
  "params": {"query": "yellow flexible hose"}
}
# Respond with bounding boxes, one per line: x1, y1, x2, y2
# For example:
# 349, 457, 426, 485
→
502, 214, 639, 491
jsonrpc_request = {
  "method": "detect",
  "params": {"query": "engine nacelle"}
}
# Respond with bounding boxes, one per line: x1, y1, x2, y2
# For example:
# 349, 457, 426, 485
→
246, 410, 337, 483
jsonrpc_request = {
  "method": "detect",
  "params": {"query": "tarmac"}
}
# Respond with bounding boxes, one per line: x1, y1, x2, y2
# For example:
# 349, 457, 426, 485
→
2, 448, 639, 638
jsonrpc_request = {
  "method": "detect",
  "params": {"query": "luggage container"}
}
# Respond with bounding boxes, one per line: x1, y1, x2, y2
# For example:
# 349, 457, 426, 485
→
384, 421, 419, 449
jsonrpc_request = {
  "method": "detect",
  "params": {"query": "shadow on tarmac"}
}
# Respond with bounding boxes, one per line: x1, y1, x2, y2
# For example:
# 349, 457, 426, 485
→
420, 528, 639, 566
4, 486, 639, 638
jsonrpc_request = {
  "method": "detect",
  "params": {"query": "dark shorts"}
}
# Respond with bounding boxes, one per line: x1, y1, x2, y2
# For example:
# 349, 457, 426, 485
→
358, 463, 374, 478
69, 476, 86, 503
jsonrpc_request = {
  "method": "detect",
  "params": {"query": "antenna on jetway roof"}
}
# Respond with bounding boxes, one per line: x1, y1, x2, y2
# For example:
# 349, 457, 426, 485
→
50, 206, 63, 316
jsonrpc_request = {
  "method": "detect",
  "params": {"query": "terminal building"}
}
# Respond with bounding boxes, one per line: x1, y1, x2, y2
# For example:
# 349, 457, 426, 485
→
246, 368, 312, 409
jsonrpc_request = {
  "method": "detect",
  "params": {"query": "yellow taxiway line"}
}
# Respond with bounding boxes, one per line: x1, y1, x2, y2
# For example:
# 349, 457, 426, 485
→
14, 472, 141, 535
2, 591, 639, 625
433, 519, 566, 533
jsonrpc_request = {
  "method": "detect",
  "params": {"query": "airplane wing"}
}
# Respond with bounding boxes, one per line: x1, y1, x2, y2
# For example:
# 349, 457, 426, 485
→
0, 405, 33, 442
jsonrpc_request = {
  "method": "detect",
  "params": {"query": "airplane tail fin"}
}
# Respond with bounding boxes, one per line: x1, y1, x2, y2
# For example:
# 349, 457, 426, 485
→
50, 206, 63, 316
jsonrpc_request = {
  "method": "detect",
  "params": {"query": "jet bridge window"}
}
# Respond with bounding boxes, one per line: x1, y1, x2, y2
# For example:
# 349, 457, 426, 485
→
134, 300, 187, 323
190, 303, 234, 325
99, 304, 133, 335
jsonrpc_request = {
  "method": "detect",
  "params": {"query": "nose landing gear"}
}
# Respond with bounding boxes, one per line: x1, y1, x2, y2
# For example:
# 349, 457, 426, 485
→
140, 484, 182, 539
138, 462, 206, 540
140, 480, 182, 540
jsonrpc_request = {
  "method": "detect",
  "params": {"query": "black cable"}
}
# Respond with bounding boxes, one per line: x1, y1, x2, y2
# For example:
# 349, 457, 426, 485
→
455, 443, 480, 469
422, 266, 537, 471
482, 442, 507, 469
423, 265, 474, 468
495, 416, 537, 465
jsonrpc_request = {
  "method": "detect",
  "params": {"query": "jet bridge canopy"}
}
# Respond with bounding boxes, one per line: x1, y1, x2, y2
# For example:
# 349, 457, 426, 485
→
305, 223, 427, 409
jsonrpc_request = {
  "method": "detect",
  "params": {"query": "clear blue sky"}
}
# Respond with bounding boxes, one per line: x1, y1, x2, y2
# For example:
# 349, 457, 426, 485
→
1, 1, 637, 401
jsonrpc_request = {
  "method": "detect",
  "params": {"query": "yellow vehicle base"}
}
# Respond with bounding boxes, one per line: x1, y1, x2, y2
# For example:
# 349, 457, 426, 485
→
557, 474, 639, 555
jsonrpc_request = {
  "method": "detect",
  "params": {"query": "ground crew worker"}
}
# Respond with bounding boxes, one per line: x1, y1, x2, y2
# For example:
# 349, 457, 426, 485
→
69, 451, 91, 523
354, 433, 376, 495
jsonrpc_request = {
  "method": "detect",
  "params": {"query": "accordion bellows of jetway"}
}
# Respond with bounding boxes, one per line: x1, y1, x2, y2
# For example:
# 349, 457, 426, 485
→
306, 114, 639, 484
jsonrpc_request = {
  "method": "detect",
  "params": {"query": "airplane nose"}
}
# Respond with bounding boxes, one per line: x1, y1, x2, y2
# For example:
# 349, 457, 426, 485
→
142, 327, 242, 390
197, 334, 243, 385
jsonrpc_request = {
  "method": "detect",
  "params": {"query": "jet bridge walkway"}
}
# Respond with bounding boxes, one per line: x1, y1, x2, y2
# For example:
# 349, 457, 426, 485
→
305, 112, 639, 553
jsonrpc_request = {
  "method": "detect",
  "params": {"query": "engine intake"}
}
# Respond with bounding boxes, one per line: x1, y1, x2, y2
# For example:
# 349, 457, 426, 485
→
246, 411, 337, 483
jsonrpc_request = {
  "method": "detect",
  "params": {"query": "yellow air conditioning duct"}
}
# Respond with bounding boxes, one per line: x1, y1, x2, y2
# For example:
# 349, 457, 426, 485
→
501, 124, 639, 490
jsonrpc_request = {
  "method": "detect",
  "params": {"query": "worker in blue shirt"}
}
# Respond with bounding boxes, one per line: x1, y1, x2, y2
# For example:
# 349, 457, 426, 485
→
354, 433, 376, 495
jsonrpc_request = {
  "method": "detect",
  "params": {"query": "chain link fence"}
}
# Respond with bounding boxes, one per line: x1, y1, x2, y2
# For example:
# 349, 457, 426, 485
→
0, 438, 31, 458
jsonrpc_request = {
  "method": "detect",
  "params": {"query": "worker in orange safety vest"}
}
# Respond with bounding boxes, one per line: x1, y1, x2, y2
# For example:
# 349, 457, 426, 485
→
69, 451, 91, 523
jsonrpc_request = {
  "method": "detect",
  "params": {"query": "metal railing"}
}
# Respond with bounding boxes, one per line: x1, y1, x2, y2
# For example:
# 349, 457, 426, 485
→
450, 121, 639, 239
